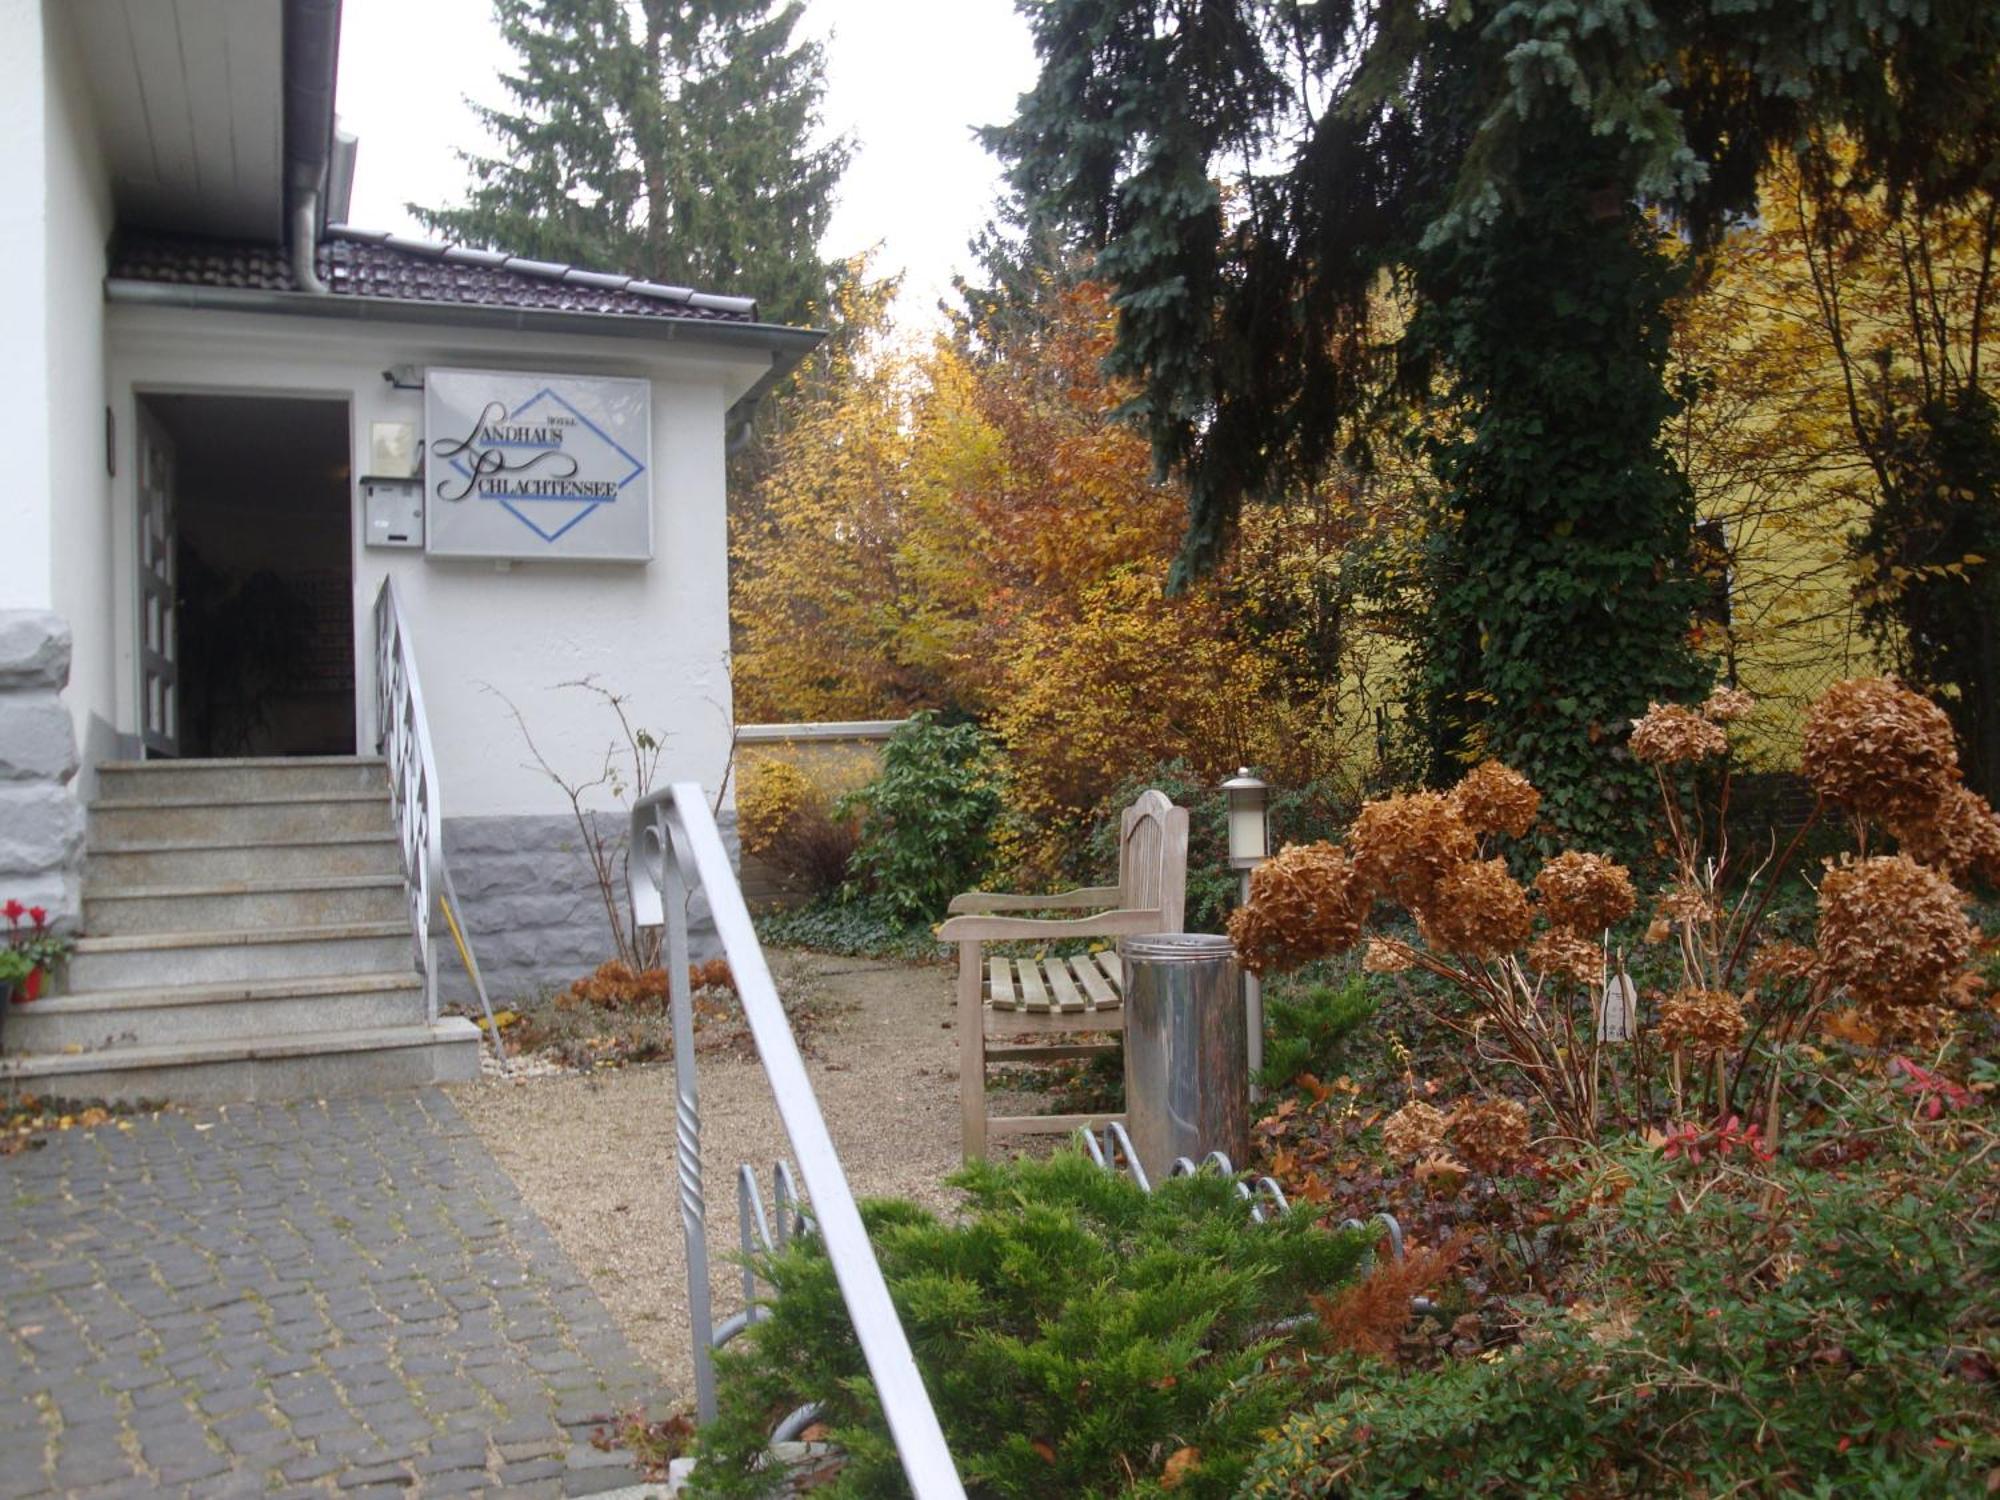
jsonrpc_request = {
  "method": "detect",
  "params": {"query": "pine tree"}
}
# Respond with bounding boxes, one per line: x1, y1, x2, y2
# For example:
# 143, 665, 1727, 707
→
994, 0, 2000, 849
416, 0, 849, 328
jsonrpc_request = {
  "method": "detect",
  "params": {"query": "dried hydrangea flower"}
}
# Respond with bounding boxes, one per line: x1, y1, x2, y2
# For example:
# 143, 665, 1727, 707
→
1701, 686, 1757, 723
1527, 928, 1603, 988
1348, 792, 1476, 909
1380, 1099, 1447, 1160
1888, 782, 2000, 885
1651, 881, 1715, 932
1226, 841, 1370, 977
1747, 940, 1819, 990
1533, 851, 1637, 933
1815, 854, 1974, 1011
1362, 938, 1414, 974
1449, 760, 1541, 840
1420, 859, 1534, 960
1447, 1098, 1531, 1173
1800, 677, 1960, 823
1629, 702, 1729, 765
1657, 989, 1747, 1057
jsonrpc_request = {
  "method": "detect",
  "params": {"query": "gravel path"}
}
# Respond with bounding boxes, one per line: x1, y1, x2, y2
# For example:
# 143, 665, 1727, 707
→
447, 953, 1030, 1405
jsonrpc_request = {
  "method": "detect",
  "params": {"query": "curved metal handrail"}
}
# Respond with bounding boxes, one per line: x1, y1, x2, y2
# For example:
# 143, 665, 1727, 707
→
629, 786, 964, 1499
372, 578, 443, 1017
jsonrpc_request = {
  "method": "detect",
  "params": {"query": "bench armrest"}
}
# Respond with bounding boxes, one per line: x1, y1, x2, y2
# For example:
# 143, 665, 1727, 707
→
946, 885, 1121, 915
936, 908, 1163, 942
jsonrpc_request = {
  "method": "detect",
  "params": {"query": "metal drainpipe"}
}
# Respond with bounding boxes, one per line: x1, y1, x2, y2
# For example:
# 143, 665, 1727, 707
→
291, 187, 326, 294
283, 0, 340, 295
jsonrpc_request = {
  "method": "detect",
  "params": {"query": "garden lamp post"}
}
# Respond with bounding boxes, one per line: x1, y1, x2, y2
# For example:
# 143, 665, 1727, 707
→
1221, 769, 1270, 1096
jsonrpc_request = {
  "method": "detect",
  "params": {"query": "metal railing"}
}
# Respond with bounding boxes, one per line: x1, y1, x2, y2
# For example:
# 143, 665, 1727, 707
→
371, 578, 503, 1053
628, 785, 964, 1499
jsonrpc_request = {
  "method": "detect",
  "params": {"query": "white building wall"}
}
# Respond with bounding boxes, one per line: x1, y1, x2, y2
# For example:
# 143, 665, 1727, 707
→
105, 304, 762, 995
0, 0, 55, 612
105, 305, 751, 813
42, 2, 117, 777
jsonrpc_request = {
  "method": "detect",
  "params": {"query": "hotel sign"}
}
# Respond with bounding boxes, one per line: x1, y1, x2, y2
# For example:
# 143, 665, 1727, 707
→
424, 369, 653, 561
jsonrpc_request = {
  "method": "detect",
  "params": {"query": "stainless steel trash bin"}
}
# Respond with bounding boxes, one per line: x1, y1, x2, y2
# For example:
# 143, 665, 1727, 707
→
1119, 932, 1246, 1182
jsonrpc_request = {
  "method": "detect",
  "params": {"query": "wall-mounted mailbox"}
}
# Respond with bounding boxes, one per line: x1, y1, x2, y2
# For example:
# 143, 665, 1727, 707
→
364, 478, 424, 549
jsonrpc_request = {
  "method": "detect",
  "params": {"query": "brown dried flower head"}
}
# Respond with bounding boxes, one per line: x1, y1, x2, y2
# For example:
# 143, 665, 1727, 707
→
1447, 1098, 1531, 1174
1815, 854, 1974, 1011
1362, 938, 1414, 974
1747, 940, 1819, 991
1449, 760, 1541, 840
1421, 859, 1535, 960
1227, 841, 1371, 977
1527, 928, 1603, 989
1651, 881, 1715, 933
1888, 782, 2000, 885
1381, 1100, 1448, 1160
1349, 792, 1475, 909
1800, 677, 1960, 823
1657, 989, 1747, 1058
1701, 686, 1757, 723
1629, 702, 1729, 766
1533, 852, 1637, 933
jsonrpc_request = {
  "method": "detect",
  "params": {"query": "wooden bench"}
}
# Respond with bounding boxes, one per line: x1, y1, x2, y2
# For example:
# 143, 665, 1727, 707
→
938, 789, 1189, 1161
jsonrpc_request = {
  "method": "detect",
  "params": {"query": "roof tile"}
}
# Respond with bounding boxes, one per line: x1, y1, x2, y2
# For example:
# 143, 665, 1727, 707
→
107, 228, 761, 324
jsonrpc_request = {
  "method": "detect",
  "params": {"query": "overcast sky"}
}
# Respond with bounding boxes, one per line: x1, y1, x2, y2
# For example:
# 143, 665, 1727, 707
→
335, 0, 1041, 325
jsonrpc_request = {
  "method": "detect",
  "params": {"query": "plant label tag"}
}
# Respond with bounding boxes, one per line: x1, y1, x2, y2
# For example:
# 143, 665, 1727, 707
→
1599, 973, 1636, 1043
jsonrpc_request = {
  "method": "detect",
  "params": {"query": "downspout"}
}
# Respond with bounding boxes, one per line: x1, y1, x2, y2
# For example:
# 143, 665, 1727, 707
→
282, 0, 343, 294
291, 188, 326, 294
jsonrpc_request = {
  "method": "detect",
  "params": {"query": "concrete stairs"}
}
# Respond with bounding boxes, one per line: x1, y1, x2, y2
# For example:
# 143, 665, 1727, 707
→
2, 757, 481, 1103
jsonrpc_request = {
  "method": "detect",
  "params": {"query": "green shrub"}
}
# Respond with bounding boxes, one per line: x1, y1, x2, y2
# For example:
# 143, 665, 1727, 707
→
1257, 975, 1378, 1091
1241, 1088, 2000, 1497
687, 1151, 1371, 1498
842, 713, 1003, 923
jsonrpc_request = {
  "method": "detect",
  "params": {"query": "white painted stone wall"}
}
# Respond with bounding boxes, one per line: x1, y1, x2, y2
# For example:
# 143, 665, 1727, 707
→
0, 613, 85, 924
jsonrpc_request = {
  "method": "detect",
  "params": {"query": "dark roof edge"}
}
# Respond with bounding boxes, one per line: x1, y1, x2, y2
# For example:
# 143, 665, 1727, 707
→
104, 277, 824, 419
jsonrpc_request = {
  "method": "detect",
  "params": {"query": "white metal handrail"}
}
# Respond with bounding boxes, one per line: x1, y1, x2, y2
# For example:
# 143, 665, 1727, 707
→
628, 786, 965, 1499
373, 578, 442, 1018
370, 578, 505, 1061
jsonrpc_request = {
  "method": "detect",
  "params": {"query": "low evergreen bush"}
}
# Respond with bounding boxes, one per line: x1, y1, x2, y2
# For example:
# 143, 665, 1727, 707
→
1241, 1082, 2000, 1496
687, 1151, 1371, 1497
1256, 975, 1378, 1091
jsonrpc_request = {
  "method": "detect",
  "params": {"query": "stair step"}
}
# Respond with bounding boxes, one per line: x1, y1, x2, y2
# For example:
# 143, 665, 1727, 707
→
4, 971, 427, 1050
87, 833, 403, 885
0, 1019, 481, 1104
90, 792, 393, 845
95, 757, 388, 800
67, 923, 415, 991
82, 876, 407, 935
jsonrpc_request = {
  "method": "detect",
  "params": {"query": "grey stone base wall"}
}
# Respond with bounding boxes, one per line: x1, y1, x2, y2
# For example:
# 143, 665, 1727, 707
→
0, 613, 85, 927
440, 808, 737, 1006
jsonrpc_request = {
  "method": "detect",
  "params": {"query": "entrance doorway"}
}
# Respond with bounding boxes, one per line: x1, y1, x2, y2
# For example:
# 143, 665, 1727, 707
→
138, 395, 356, 758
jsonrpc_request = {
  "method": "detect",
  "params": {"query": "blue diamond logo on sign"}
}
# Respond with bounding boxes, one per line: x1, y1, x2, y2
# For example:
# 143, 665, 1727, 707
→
424, 370, 654, 561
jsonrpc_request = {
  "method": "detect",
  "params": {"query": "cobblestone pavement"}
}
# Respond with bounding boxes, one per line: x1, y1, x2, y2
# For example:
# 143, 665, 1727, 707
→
0, 1092, 669, 1498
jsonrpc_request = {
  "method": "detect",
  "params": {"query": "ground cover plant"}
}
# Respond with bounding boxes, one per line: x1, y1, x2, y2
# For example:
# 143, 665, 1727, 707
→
685, 1152, 1372, 1498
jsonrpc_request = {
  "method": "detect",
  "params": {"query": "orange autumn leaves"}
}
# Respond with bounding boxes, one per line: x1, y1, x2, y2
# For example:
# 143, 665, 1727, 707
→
731, 276, 1414, 839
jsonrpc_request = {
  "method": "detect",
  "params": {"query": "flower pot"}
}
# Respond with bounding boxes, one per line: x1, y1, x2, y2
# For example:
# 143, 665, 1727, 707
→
21, 968, 41, 1003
